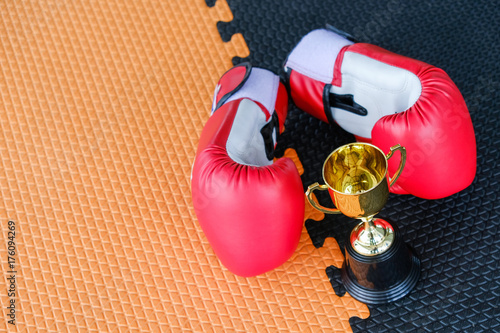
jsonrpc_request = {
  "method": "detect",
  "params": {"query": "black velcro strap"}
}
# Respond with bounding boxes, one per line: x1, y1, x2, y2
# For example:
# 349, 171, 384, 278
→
329, 92, 367, 116
260, 112, 280, 161
323, 84, 367, 120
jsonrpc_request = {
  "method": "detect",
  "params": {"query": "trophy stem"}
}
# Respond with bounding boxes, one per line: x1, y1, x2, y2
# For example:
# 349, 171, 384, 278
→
363, 218, 378, 246
351, 217, 394, 256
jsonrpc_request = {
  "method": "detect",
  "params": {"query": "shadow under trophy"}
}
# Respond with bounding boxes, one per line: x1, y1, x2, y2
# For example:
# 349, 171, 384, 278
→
306, 142, 420, 304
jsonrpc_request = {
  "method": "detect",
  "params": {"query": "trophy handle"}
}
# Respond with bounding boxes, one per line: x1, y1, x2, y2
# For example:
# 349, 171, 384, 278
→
305, 182, 342, 214
386, 144, 407, 187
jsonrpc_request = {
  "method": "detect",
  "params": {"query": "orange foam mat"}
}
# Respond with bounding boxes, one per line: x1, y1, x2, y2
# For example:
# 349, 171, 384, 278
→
0, 1, 368, 331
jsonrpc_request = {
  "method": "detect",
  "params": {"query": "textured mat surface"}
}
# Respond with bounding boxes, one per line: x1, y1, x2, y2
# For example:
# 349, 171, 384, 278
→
0, 0, 371, 332
221, 0, 500, 332
0, 0, 498, 332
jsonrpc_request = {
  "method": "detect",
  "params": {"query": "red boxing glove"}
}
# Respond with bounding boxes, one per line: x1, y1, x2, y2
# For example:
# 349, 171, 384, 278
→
284, 28, 476, 199
191, 63, 305, 277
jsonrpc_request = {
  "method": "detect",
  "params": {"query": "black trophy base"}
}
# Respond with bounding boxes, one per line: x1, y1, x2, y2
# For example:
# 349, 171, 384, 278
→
341, 222, 420, 305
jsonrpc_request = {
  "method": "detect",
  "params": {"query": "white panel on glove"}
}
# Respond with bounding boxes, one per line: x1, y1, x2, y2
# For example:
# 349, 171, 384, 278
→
285, 29, 353, 83
226, 99, 273, 167
330, 52, 422, 139
225, 67, 280, 115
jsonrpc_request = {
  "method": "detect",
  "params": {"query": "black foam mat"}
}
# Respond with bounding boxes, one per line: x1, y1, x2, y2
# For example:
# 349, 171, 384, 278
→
216, 0, 500, 331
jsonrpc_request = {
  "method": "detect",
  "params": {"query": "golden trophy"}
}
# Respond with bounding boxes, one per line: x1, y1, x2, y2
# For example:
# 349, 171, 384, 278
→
306, 142, 420, 304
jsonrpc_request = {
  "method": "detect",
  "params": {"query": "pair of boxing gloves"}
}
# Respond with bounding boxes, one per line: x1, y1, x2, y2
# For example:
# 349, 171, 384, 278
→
191, 28, 476, 277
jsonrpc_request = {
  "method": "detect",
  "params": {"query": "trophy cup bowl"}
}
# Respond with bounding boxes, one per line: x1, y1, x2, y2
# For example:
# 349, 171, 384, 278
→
306, 142, 420, 304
